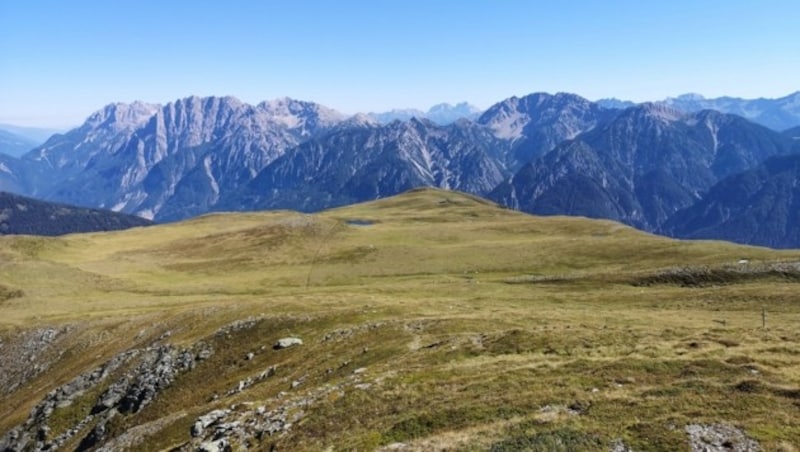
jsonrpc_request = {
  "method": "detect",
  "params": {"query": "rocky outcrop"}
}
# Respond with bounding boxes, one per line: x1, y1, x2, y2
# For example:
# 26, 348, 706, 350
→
0, 326, 74, 395
0, 342, 212, 452
93, 345, 199, 414
184, 366, 373, 450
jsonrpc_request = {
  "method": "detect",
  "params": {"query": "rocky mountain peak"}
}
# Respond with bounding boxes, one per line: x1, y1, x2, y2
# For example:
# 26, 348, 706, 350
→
84, 101, 160, 133
258, 97, 345, 130
634, 102, 687, 123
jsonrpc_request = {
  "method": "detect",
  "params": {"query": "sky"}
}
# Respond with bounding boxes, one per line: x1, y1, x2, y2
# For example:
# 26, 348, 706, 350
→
1, 0, 799, 128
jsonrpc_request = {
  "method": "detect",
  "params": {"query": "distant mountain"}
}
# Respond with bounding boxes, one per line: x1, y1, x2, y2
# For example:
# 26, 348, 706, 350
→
368, 102, 481, 125
27, 96, 345, 220
490, 104, 795, 231
222, 117, 509, 213
662, 92, 800, 131
23, 101, 161, 196
0, 123, 63, 144
10, 90, 800, 248
596, 98, 637, 110
426, 102, 482, 124
477, 92, 615, 168
663, 154, 800, 248
0, 130, 39, 158
0, 191, 152, 236
601, 92, 800, 131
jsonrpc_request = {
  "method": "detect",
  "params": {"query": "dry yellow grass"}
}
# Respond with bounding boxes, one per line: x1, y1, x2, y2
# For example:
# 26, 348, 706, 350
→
2, 188, 800, 450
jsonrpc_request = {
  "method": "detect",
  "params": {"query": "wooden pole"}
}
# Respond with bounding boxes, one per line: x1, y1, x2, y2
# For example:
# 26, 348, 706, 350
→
762, 307, 766, 329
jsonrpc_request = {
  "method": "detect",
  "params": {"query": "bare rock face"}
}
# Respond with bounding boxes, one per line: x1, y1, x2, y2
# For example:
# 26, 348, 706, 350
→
0, 340, 212, 452
26, 96, 346, 222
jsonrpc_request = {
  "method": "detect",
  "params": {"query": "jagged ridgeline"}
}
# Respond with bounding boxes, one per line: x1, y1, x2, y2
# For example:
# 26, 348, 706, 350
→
2, 189, 800, 450
3, 91, 800, 245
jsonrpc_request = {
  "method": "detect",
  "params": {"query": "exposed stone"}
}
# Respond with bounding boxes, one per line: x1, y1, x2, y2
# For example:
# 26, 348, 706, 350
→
610, 438, 633, 452
197, 438, 231, 452
686, 423, 760, 451
274, 337, 303, 349
215, 317, 263, 338
0, 325, 74, 396
1, 339, 212, 452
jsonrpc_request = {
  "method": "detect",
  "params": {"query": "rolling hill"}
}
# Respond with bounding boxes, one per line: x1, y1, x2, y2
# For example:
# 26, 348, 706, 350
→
2, 188, 800, 450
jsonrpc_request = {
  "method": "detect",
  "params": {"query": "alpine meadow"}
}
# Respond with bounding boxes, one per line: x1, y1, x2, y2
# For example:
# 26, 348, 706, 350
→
3, 1, 800, 451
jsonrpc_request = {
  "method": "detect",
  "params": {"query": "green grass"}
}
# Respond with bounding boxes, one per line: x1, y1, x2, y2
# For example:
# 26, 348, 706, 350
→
2, 188, 800, 449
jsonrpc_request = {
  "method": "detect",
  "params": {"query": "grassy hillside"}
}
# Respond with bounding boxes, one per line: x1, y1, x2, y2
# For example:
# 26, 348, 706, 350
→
2, 188, 800, 450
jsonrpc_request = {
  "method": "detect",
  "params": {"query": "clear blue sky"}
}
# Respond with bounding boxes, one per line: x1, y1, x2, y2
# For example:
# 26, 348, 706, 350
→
1, 0, 798, 127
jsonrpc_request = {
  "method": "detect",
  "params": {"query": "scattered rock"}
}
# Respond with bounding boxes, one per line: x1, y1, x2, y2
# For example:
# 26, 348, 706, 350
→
1, 339, 212, 452
245, 352, 254, 360
610, 438, 633, 452
188, 368, 370, 449
198, 437, 231, 452
0, 325, 74, 395
196, 348, 213, 361
686, 423, 760, 451
215, 317, 263, 338
274, 337, 303, 349
321, 322, 386, 342
192, 409, 231, 438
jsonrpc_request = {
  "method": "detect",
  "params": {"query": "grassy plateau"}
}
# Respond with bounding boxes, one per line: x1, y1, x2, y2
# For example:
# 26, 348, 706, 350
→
2, 188, 800, 450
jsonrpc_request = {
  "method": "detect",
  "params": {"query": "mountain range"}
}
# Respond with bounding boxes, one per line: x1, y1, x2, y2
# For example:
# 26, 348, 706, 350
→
598, 92, 800, 132
489, 104, 795, 231
2, 91, 800, 247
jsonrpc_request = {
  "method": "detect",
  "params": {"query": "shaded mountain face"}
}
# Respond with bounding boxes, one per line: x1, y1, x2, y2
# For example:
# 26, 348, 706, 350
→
222, 118, 510, 213
0, 154, 40, 195
490, 104, 796, 231
477, 92, 614, 168
26, 96, 345, 220
662, 154, 800, 249
785, 125, 800, 140
0, 191, 152, 236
